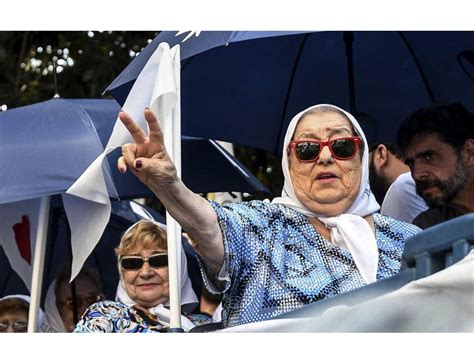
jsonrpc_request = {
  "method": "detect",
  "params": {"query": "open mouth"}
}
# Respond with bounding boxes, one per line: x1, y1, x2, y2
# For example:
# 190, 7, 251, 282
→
316, 172, 337, 180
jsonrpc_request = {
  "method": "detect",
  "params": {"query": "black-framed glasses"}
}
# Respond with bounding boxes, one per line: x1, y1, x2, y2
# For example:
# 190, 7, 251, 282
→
288, 137, 362, 162
0, 320, 28, 333
119, 253, 168, 270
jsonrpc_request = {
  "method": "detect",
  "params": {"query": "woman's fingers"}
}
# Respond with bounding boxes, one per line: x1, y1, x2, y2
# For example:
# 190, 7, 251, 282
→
117, 156, 127, 174
119, 111, 147, 144
144, 108, 165, 145
121, 143, 137, 169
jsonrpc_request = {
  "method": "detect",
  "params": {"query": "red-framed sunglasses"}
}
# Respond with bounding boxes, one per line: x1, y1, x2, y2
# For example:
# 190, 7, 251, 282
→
288, 137, 362, 162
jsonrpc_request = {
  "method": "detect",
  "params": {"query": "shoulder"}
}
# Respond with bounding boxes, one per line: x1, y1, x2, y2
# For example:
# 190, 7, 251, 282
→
394, 172, 415, 185
87, 300, 130, 313
373, 213, 422, 239
385, 172, 416, 197
209, 200, 290, 225
74, 300, 132, 333
412, 207, 456, 229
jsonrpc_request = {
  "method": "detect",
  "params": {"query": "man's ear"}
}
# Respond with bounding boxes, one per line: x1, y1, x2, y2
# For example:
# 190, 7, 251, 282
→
463, 139, 474, 167
375, 144, 389, 168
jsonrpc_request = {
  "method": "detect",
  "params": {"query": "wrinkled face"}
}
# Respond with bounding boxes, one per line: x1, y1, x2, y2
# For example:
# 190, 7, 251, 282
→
121, 247, 169, 309
288, 111, 362, 216
405, 133, 467, 207
0, 311, 28, 333
57, 276, 103, 332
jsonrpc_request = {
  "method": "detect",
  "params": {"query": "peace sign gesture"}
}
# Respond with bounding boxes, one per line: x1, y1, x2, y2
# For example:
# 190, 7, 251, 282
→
117, 108, 224, 274
118, 108, 178, 190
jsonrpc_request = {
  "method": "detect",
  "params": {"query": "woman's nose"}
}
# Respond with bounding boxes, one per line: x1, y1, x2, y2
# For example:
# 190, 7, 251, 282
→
139, 262, 154, 277
317, 145, 333, 164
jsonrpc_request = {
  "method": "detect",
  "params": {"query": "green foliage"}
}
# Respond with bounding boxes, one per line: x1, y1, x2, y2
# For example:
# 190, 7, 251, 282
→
0, 31, 157, 107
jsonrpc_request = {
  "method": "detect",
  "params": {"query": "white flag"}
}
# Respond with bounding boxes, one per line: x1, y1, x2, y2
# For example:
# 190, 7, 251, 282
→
0, 198, 41, 291
64, 42, 181, 281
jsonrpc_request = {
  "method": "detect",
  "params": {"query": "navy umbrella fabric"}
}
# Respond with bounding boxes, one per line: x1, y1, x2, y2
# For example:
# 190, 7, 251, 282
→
0, 97, 268, 205
106, 31, 474, 153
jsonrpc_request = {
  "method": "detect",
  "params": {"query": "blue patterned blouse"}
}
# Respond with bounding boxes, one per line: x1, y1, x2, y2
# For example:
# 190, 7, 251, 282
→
197, 200, 422, 328
73, 301, 211, 333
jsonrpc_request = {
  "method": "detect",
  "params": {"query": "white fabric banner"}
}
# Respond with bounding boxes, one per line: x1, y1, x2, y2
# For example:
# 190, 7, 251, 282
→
222, 251, 474, 332
63, 43, 180, 281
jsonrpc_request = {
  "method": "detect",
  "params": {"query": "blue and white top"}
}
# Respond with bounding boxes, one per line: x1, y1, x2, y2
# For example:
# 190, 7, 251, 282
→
73, 300, 211, 333
197, 200, 421, 328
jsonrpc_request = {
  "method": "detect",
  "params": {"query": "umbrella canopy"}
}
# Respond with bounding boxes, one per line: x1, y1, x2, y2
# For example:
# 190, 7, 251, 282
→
0, 97, 268, 205
106, 31, 474, 153
0, 96, 267, 331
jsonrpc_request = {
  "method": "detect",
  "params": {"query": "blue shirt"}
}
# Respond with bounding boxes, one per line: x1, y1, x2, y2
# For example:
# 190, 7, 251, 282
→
197, 200, 421, 328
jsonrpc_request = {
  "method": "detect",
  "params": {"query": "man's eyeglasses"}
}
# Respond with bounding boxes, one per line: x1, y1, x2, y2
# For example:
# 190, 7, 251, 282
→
288, 137, 362, 162
59, 294, 104, 310
119, 253, 168, 271
0, 320, 27, 333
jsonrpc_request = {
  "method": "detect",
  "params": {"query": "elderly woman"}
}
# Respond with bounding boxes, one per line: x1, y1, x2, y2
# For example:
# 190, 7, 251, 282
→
117, 104, 421, 328
0, 295, 44, 333
41, 264, 104, 332
73, 220, 207, 332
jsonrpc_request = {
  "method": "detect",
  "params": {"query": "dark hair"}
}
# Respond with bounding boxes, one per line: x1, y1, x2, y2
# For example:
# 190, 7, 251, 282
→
368, 142, 403, 159
396, 103, 474, 156
54, 263, 103, 305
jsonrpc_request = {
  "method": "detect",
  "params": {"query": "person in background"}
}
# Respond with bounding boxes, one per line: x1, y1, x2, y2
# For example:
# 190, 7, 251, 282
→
0, 295, 45, 333
74, 220, 210, 332
0, 296, 29, 333
41, 264, 104, 332
369, 142, 427, 223
397, 103, 474, 228
116, 104, 421, 328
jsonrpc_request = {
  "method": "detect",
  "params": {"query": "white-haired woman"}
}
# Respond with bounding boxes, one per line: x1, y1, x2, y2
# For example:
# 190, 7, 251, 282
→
117, 104, 421, 328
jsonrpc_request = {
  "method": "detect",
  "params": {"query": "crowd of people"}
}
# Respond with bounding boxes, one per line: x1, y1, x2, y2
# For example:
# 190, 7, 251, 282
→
1, 101, 472, 333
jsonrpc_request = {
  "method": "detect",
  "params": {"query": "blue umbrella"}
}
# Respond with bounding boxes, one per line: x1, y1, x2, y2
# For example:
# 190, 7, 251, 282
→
0, 97, 267, 330
0, 97, 268, 204
106, 31, 474, 153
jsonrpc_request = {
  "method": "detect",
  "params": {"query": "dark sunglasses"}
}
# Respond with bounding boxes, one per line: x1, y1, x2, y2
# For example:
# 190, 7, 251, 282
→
120, 253, 168, 270
288, 137, 362, 162
0, 320, 28, 333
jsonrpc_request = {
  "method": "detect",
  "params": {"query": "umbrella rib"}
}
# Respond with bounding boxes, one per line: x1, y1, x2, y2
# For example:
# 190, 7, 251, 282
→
398, 31, 436, 104
277, 33, 311, 154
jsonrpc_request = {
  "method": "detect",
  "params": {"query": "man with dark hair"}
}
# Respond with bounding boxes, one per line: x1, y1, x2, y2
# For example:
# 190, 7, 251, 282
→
369, 143, 427, 223
396, 103, 474, 229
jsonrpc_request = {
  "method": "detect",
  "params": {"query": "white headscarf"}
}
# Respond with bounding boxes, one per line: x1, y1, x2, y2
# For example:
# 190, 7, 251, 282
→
115, 220, 198, 331
0, 294, 45, 331
272, 104, 380, 283
40, 281, 66, 332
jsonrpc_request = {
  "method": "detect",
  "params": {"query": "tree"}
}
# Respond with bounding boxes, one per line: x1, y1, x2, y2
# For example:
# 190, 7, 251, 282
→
0, 31, 158, 107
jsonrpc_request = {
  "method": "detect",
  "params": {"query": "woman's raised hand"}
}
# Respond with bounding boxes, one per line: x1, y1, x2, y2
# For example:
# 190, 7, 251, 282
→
118, 108, 178, 190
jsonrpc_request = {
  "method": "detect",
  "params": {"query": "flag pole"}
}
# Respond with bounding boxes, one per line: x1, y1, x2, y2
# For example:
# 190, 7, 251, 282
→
27, 195, 50, 332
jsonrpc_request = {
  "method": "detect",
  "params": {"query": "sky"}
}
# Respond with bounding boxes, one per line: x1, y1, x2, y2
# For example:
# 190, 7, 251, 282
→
2, 0, 471, 30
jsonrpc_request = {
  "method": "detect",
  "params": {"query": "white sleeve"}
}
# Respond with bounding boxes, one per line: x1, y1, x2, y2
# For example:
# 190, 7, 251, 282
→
381, 173, 428, 223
